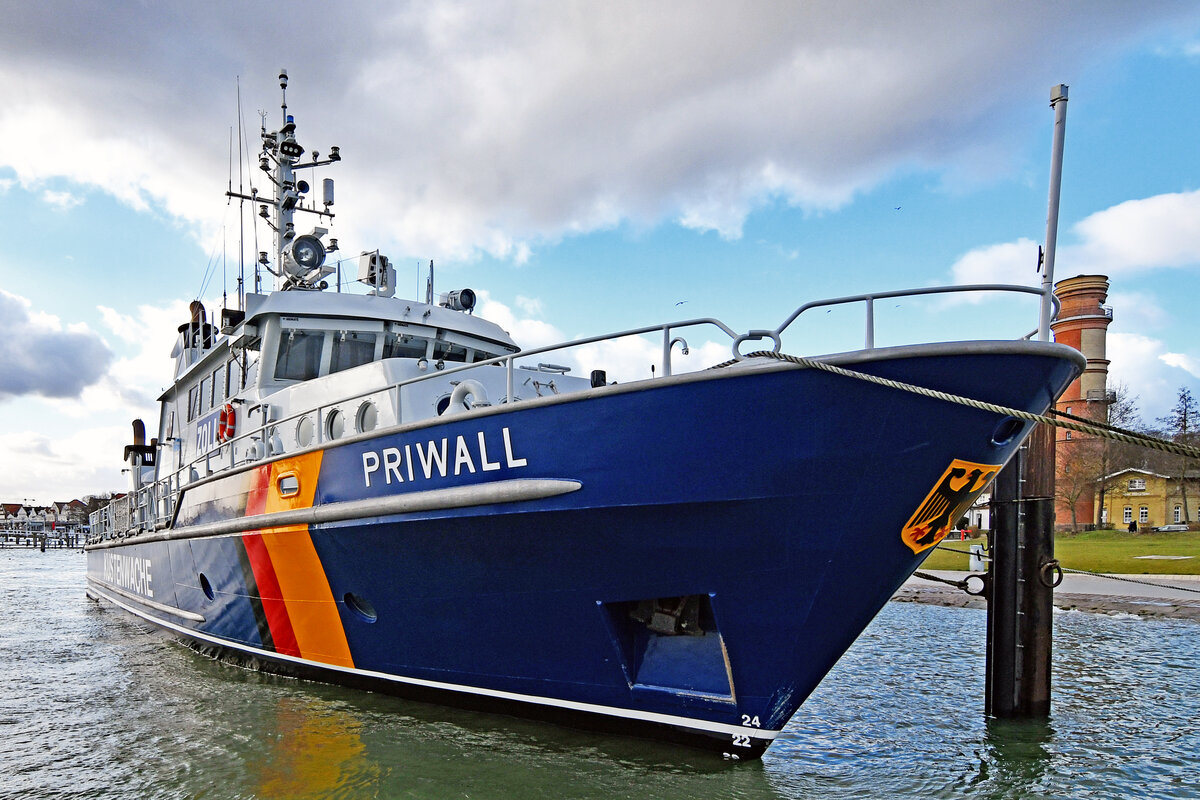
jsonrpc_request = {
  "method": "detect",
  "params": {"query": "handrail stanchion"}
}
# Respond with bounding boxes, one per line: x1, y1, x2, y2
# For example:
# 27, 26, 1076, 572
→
864, 296, 875, 349
661, 327, 671, 377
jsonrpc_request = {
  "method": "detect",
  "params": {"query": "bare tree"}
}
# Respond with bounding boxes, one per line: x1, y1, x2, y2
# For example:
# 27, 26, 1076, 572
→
1157, 386, 1199, 524
1094, 383, 1146, 526
1056, 436, 1102, 531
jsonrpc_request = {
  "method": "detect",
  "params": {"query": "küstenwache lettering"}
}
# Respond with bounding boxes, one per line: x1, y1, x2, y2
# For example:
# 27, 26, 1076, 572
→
103, 552, 154, 598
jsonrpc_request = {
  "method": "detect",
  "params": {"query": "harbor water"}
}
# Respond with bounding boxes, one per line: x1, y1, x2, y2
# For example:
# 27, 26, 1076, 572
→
3, 549, 1197, 799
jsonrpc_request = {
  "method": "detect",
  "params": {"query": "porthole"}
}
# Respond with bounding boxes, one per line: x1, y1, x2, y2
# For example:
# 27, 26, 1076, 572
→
435, 395, 452, 416
356, 401, 378, 433
343, 592, 377, 623
296, 415, 314, 447
199, 573, 215, 602
990, 416, 1025, 447
326, 408, 345, 440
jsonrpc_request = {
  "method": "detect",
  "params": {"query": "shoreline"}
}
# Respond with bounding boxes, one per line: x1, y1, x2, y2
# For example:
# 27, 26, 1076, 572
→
893, 571, 1200, 621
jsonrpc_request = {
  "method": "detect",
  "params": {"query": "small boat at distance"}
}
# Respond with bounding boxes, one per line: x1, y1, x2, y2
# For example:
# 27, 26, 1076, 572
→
87, 71, 1084, 759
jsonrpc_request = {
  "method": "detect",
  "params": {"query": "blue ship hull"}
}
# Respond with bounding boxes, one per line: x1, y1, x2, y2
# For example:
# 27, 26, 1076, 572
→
87, 343, 1081, 758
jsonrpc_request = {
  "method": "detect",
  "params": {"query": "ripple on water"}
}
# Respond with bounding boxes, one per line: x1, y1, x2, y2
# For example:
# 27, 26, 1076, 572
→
1, 551, 1197, 800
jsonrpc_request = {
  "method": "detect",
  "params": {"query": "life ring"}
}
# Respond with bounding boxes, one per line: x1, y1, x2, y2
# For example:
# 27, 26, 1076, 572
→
443, 380, 489, 416
218, 403, 236, 442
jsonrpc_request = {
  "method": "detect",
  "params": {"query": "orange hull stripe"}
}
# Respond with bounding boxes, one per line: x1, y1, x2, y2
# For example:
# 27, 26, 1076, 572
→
257, 451, 355, 669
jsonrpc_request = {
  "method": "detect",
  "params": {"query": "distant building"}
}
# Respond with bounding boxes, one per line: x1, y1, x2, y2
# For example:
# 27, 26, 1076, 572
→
0, 500, 91, 532
1094, 468, 1200, 530
966, 493, 991, 531
1051, 275, 1113, 529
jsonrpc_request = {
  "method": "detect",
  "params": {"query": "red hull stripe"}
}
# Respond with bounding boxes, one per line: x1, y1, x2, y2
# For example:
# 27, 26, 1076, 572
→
241, 532, 302, 658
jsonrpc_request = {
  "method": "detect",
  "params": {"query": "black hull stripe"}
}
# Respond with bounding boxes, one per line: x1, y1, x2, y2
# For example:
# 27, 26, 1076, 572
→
234, 537, 275, 652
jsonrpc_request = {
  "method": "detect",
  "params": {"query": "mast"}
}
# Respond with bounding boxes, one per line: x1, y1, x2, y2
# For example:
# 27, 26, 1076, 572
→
227, 68, 340, 292
236, 78, 246, 311
1038, 85, 1068, 341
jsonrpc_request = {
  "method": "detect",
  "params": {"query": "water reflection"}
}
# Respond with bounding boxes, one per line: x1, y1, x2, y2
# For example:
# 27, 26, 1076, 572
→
252, 697, 377, 799
968, 718, 1055, 798
5, 554, 1199, 800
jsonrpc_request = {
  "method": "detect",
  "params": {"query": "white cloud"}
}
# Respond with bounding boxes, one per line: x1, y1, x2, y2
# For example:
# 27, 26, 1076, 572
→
1161, 352, 1200, 377
950, 238, 1042, 287
97, 299, 193, 407
1106, 290, 1167, 333
473, 290, 733, 381
514, 295, 543, 317
0, 2, 1193, 261
0, 421, 128, 504
476, 290, 565, 350
0, 290, 112, 401
40, 188, 83, 210
1107, 331, 1200, 421
949, 189, 1200, 307
1059, 190, 1200, 275
548, 332, 732, 384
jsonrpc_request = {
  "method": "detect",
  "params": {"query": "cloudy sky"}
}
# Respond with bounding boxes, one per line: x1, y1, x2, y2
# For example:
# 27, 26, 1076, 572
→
2, 1, 1199, 504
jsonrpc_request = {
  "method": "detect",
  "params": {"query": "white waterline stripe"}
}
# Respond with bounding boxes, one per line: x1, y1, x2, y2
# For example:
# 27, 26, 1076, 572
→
87, 578, 206, 622
88, 585, 777, 742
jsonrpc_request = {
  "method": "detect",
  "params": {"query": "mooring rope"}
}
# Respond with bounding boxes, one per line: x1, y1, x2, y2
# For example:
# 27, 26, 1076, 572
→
926, 545, 1200, 596
1055, 567, 1200, 596
715, 350, 1200, 597
911, 570, 972, 590
714, 350, 1200, 460
935, 544, 990, 560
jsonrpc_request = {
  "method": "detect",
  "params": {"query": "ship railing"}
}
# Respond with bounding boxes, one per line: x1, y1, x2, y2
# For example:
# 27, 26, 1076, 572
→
768, 283, 1057, 351
112, 287, 1054, 536
156, 317, 739, 504
88, 498, 131, 544
88, 473, 178, 543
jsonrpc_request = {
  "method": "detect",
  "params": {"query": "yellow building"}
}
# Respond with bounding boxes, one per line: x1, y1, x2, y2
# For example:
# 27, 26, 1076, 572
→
1094, 468, 1200, 530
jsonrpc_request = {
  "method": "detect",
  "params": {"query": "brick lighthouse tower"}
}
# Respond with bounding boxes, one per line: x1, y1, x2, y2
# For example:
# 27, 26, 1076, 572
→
1050, 274, 1113, 527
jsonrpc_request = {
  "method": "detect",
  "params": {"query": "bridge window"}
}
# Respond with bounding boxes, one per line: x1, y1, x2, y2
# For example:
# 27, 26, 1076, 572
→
228, 355, 243, 394
331, 332, 376, 374
212, 364, 225, 403
383, 334, 428, 360
187, 385, 200, 421
275, 330, 324, 381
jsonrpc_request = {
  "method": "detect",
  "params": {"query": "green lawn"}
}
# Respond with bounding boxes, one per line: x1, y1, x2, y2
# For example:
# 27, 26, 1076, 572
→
921, 530, 1200, 574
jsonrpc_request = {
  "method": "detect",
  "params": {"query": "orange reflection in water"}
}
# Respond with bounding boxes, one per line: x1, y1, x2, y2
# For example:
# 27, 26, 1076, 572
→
253, 696, 377, 799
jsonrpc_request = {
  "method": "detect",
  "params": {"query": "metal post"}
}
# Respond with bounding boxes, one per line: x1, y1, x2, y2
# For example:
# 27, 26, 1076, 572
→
985, 424, 1056, 718
1038, 85, 1069, 342
662, 328, 672, 378
864, 297, 875, 349
988, 85, 1066, 716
